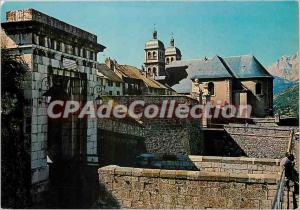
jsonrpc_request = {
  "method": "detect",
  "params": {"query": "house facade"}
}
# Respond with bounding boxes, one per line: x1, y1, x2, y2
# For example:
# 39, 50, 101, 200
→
105, 58, 174, 95
96, 63, 123, 96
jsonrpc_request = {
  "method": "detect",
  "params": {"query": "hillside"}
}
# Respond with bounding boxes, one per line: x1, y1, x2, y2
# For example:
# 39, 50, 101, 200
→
273, 76, 297, 94
273, 84, 299, 117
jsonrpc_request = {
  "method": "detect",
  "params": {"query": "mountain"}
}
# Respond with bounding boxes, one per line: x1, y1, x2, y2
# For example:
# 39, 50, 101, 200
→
268, 53, 299, 117
273, 76, 297, 94
274, 84, 299, 117
267, 53, 299, 81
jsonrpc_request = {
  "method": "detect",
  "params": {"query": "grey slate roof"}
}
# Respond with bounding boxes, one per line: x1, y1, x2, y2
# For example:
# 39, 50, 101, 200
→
222, 55, 273, 79
165, 56, 233, 93
165, 55, 273, 94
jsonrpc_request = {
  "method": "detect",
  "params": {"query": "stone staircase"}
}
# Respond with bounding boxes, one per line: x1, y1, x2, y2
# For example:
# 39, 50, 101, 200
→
252, 117, 278, 127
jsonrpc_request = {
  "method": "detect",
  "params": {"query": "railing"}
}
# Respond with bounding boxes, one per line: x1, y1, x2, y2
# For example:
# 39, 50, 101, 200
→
272, 169, 286, 209
271, 130, 295, 209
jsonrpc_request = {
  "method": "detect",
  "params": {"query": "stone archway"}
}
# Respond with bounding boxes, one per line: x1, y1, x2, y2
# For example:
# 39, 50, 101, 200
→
46, 70, 89, 208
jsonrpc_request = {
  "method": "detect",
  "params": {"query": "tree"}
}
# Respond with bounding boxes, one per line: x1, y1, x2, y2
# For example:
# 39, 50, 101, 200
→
1, 50, 32, 208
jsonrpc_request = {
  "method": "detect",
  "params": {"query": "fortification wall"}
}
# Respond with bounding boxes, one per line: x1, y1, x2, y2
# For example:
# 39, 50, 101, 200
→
6, 9, 97, 42
98, 165, 279, 209
224, 124, 293, 158
98, 95, 203, 156
138, 155, 281, 174
190, 156, 281, 174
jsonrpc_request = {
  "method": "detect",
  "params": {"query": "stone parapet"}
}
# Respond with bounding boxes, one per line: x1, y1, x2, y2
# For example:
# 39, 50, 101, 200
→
6, 9, 97, 42
98, 165, 279, 208
99, 165, 279, 183
137, 154, 281, 174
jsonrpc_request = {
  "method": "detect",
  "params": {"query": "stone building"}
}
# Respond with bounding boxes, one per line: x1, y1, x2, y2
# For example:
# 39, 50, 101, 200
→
165, 55, 273, 117
1, 8, 105, 199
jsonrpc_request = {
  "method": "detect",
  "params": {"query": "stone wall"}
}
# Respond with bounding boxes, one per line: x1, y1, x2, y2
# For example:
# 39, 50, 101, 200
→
240, 78, 273, 117
224, 124, 293, 158
191, 79, 232, 105
143, 118, 201, 155
190, 156, 281, 174
98, 165, 279, 209
138, 155, 281, 174
99, 95, 203, 156
98, 118, 146, 166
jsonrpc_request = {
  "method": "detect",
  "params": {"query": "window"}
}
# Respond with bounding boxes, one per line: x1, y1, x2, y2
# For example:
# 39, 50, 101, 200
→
117, 91, 120, 95
166, 57, 170, 64
49, 38, 55, 49
90, 51, 94, 60
67, 45, 72, 54
116, 82, 120, 87
108, 80, 113, 87
73, 46, 77, 56
153, 67, 157, 76
83, 49, 87, 58
256, 82, 262, 95
109, 91, 113, 95
56, 41, 61, 51
147, 51, 151, 59
39, 36, 45, 47
171, 57, 174, 62
208, 82, 214, 95
153, 51, 157, 58
148, 67, 151, 73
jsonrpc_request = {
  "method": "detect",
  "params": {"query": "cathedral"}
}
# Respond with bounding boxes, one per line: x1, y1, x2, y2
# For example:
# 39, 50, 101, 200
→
144, 30, 182, 82
144, 30, 273, 118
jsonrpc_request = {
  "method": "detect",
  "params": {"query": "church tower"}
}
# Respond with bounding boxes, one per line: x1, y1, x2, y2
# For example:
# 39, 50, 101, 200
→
144, 30, 166, 81
165, 35, 182, 65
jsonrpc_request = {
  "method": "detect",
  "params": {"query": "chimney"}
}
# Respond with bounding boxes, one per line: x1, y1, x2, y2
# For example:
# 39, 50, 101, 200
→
105, 57, 117, 71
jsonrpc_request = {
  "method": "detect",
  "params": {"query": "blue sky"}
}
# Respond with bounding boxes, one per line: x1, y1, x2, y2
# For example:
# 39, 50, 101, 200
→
2, 1, 299, 67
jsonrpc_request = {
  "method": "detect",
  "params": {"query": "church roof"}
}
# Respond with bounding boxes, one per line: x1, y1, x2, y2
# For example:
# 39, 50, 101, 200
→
165, 56, 233, 93
165, 55, 272, 94
165, 46, 181, 56
222, 55, 273, 79
145, 39, 165, 49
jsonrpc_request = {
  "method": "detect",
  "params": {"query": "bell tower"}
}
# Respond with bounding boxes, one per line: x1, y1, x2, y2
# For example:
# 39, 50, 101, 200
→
144, 29, 165, 81
165, 34, 182, 65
